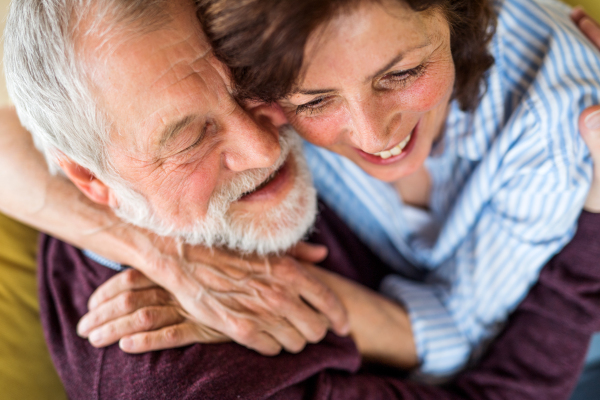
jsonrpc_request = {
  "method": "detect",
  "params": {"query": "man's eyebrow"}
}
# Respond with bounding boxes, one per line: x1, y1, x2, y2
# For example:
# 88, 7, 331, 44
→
158, 115, 196, 150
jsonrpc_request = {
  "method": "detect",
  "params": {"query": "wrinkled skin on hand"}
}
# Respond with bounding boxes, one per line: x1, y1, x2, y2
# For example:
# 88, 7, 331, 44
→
78, 268, 228, 352
79, 240, 349, 355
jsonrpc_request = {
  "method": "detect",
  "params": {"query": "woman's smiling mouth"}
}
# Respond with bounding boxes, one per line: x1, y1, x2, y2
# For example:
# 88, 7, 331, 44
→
355, 121, 419, 165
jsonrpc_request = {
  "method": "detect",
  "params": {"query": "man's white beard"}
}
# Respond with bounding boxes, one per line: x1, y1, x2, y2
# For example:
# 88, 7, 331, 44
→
110, 127, 317, 255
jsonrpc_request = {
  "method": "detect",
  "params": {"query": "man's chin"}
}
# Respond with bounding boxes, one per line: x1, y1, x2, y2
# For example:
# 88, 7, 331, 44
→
227, 180, 317, 254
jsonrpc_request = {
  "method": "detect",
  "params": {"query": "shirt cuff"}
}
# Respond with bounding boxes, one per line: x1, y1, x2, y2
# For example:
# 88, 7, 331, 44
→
380, 274, 472, 380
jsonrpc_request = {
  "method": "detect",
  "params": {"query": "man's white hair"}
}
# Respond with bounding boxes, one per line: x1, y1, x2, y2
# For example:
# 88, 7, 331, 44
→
4, 0, 168, 180
4, 0, 319, 255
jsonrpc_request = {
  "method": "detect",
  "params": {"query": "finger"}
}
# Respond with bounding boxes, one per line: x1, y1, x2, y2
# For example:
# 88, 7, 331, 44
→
87, 306, 184, 348
296, 272, 350, 336
287, 242, 329, 263
240, 331, 283, 356
570, 6, 586, 25
119, 322, 229, 353
580, 106, 600, 212
276, 300, 331, 344
243, 274, 332, 342
88, 268, 156, 310
222, 319, 283, 356
262, 319, 309, 353
579, 16, 600, 49
579, 106, 600, 155
78, 288, 174, 337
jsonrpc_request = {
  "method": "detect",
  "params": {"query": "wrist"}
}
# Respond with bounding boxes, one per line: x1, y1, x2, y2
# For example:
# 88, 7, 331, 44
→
307, 265, 418, 369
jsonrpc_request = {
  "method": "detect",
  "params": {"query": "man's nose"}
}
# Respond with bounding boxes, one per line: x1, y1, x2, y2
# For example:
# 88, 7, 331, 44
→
222, 105, 281, 172
346, 100, 398, 154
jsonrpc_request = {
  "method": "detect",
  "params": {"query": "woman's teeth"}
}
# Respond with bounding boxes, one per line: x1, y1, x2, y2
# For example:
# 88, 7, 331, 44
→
373, 134, 412, 159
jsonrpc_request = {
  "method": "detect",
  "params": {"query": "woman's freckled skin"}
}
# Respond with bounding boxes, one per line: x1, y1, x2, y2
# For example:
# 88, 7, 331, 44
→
279, 0, 455, 184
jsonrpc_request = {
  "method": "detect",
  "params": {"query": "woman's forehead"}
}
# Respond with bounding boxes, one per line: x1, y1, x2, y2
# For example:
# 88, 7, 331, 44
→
299, 2, 448, 86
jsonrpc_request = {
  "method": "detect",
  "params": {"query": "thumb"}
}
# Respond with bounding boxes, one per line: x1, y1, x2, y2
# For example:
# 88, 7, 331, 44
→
580, 106, 600, 159
288, 242, 329, 263
580, 106, 600, 213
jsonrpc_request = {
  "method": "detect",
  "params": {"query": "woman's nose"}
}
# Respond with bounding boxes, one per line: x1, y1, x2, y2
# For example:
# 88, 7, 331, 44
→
346, 100, 398, 154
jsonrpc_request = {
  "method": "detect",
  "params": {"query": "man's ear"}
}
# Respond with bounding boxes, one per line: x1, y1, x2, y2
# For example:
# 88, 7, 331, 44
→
59, 158, 113, 206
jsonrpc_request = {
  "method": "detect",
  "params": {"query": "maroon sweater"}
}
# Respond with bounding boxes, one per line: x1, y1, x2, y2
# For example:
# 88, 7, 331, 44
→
38, 205, 600, 400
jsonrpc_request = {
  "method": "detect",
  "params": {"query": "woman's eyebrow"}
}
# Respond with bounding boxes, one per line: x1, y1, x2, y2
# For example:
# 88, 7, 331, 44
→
368, 41, 431, 81
295, 40, 433, 96
297, 88, 336, 95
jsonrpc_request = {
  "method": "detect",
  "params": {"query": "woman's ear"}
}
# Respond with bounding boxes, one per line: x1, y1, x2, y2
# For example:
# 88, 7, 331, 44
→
59, 158, 112, 206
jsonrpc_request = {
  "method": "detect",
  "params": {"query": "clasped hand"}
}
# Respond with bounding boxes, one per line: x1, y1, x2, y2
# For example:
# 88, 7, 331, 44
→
77, 242, 350, 355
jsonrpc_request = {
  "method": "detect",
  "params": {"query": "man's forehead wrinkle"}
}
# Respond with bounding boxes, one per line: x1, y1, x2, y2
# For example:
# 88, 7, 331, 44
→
76, 0, 173, 51
147, 38, 212, 92
148, 58, 198, 92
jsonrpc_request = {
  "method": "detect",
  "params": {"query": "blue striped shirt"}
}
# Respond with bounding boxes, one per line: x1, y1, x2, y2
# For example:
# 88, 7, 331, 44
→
304, 0, 600, 379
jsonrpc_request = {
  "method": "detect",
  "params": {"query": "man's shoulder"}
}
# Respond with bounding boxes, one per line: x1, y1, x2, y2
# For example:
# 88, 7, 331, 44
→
37, 231, 365, 399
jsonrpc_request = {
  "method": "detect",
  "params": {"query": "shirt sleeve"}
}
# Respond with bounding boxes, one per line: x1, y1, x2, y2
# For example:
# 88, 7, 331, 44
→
382, 101, 593, 378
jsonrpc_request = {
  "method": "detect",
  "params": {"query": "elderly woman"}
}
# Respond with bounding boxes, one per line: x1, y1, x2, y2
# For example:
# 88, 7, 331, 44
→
1, 0, 600, 393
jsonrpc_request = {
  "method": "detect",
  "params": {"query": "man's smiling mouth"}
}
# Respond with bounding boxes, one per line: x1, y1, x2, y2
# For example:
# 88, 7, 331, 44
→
241, 162, 286, 198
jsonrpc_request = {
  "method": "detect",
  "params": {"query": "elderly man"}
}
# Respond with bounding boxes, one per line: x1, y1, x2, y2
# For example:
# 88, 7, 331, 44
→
4, 0, 600, 398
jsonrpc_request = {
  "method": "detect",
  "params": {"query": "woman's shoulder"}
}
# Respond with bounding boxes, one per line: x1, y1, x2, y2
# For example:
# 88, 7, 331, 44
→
496, 0, 574, 31
494, 0, 600, 89
485, 0, 600, 158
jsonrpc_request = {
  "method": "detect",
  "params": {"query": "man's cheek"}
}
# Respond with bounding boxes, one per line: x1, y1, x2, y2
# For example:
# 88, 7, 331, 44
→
155, 169, 217, 222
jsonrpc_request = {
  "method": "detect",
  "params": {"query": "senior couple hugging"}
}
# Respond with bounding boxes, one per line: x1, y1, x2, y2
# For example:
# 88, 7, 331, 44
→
3, 0, 600, 398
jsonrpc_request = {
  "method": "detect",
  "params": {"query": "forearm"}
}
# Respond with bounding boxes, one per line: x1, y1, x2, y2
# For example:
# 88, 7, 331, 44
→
307, 265, 418, 369
0, 107, 146, 266
448, 211, 600, 400
308, 212, 600, 399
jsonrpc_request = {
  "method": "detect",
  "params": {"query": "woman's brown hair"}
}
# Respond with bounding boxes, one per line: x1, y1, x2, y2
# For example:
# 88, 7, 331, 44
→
198, 0, 496, 112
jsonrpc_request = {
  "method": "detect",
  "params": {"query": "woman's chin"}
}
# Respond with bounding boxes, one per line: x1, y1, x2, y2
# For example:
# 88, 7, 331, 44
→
363, 163, 422, 183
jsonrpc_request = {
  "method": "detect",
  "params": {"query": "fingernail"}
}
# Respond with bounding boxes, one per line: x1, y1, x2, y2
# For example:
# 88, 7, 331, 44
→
77, 318, 89, 337
88, 298, 98, 310
585, 110, 600, 130
340, 322, 351, 336
89, 330, 102, 344
119, 337, 133, 350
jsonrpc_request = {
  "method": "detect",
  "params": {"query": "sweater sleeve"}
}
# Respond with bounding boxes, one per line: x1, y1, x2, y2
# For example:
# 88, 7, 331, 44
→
39, 211, 600, 400
274, 212, 600, 400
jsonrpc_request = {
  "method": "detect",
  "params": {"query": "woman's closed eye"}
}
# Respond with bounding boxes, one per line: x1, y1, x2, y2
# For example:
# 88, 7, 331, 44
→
294, 64, 427, 116
295, 97, 331, 115
378, 63, 427, 89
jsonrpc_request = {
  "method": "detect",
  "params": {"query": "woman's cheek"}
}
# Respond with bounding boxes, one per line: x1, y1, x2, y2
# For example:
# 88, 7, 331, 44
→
400, 64, 455, 112
289, 110, 346, 148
